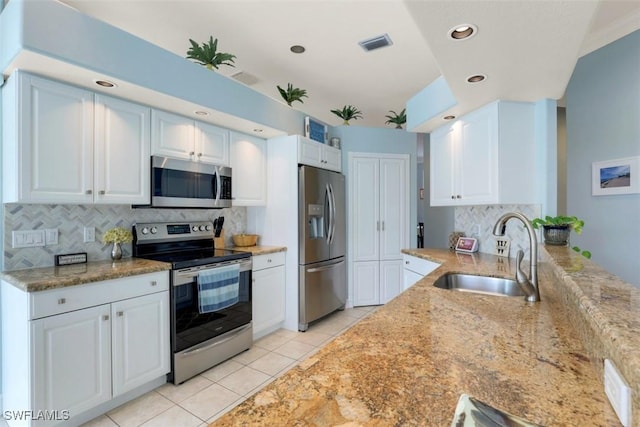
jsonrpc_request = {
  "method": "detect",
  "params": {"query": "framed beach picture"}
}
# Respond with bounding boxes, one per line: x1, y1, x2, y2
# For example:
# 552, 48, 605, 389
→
592, 156, 640, 196
304, 116, 328, 144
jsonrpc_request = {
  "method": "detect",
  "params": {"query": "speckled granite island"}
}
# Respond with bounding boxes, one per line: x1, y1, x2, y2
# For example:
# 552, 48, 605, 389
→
212, 247, 639, 426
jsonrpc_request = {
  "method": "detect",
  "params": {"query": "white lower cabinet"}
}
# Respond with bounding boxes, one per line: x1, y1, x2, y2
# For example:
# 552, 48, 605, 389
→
1, 271, 170, 427
252, 252, 286, 340
353, 260, 404, 306
402, 254, 440, 290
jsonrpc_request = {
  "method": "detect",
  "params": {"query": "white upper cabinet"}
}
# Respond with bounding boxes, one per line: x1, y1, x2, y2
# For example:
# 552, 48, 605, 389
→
151, 109, 230, 165
94, 95, 150, 204
429, 100, 536, 206
298, 136, 341, 172
230, 131, 267, 206
2, 71, 151, 205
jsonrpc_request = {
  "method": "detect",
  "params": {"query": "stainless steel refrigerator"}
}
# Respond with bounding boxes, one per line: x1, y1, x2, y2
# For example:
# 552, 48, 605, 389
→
298, 165, 347, 331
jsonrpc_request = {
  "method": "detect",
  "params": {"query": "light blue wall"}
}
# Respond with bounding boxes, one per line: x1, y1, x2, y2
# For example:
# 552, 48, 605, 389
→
333, 126, 419, 247
535, 99, 558, 215
566, 29, 640, 286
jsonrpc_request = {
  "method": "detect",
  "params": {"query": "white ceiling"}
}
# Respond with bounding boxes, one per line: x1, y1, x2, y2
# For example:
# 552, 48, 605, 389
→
59, 0, 640, 130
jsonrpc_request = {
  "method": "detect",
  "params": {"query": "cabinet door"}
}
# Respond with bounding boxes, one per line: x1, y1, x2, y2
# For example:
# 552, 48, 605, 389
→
458, 107, 498, 204
94, 95, 150, 204
352, 261, 380, 306
195, 121, 230, 165
252, 265, 286, 339
151, 110, 194, 160
230, 131, 267, 205
430, 124, 457, 206
31, 304, 111, 421
111, 291, 170, 397
350, 157, 380, 262
380, 260, 403, 304
379, 158, 408, 260
403, 268, 423, 291
322, 145, 342, 172
17, 73, 94, 203
298, 137, 323, 168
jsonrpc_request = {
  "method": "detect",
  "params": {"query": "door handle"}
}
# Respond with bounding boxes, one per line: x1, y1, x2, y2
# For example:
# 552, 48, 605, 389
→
307, 260, 345, 273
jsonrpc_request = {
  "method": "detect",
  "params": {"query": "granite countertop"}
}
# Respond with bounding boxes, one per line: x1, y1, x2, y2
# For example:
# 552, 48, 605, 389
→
213, 247, 636, 426
228, 246, 287, 256
1, 258, 171, 292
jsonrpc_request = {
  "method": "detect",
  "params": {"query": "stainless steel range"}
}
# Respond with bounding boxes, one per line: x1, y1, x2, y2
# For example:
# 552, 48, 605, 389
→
133, 221, 252, 384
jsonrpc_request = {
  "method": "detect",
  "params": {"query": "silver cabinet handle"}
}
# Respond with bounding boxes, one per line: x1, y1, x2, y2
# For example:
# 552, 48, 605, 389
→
456, 195, 462, 199
86, 190, 92, 195
117, 311, 123, 317
405, 261, 410, 264
197, 152, 202, 157
99, 190, 105, 195
189, 151, 195, 156
103, 315, 109, 321
267, 259, 272, 263
58, 298, 66, 305
151, 280, 157, 286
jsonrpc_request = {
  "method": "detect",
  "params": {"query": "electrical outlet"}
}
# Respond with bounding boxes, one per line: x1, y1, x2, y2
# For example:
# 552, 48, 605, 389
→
604, 359, 632, 427
45, 228, 59, 245
493, 237, 511, 258
84, 227, 95, 243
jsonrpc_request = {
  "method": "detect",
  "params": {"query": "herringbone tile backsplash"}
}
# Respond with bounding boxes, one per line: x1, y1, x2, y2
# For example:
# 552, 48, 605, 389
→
3, 204, 246, 270
454, 204, 541, 259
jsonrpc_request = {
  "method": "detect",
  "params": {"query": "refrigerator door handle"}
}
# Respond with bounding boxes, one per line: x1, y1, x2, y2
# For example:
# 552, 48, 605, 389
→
325, 184, 334, 244
307, 260, 345, 273
329, 183, 337, 244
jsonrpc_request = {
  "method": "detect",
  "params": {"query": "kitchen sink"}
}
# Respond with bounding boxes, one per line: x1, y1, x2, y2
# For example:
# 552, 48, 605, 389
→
433, 273, 525, 297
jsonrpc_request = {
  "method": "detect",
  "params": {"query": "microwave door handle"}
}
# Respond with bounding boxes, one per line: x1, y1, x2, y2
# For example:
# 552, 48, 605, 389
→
215, 167, 221, 205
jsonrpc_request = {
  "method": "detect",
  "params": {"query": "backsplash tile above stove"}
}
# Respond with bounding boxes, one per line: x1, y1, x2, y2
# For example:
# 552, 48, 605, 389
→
3, 204, 247, 271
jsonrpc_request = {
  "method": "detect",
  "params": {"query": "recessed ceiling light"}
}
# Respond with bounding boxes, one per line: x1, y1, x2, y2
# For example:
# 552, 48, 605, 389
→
467, 74, 486, 83
448, 24, 477, 40
94, 79, 116, 88
194, 110, 209, 116
443, 115, 456, 120
290, 45, 306, 54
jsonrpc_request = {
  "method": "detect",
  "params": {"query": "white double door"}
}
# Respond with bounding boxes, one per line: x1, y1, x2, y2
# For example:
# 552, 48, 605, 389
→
349, 153, 410, 306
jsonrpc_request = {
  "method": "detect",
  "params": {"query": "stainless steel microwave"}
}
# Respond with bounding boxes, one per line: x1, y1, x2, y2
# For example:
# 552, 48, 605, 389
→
148, 156, 232, 209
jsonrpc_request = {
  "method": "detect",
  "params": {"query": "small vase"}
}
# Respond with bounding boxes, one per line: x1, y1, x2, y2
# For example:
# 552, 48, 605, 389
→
343, 120, 350, 126
542, 225, 570, 246
111, 242, 123, 260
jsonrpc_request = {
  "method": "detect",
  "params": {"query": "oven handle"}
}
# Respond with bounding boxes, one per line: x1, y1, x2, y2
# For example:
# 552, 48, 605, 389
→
173, 259, 252, 286
179, 323, 252, 356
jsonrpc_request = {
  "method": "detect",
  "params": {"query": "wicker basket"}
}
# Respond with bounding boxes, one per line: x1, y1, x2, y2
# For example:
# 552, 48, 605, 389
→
232, 234, 259, 247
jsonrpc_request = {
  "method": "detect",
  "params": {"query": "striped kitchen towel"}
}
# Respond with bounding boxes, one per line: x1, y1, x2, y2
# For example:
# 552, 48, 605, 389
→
197, 263, 240, 313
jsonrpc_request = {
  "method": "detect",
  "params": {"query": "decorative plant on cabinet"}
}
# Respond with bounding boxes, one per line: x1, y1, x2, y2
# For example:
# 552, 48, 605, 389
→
385, 108, 407, 129
186, 36, 236, 70
330, 105, 363, 125
277, 83, 308, 106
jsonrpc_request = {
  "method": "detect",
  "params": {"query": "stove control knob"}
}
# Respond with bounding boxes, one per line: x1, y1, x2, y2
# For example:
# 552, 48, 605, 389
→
141, 227, 149, 235
206, 225, 213, 231
150, 227, 158, 234
199, 225, 206, 231
192, 226, 198, 232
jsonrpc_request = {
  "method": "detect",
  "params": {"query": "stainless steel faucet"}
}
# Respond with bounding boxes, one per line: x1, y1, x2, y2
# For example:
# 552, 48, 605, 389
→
492, 212, 540, 302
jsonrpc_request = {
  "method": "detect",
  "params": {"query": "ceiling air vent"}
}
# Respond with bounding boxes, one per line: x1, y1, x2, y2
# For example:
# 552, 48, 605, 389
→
358, 33, 393, 52
230, 71, 259, 86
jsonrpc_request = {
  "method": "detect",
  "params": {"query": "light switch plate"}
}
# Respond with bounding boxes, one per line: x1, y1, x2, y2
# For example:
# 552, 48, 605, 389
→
84, 226, 95, 243
12, 230, 46, 248
45, 228, 59, 245
604, 359, 632, 427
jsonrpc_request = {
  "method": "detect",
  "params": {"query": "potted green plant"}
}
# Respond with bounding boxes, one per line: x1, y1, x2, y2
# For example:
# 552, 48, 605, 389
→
330, 105, 363, 125
531, 215, 591, 258
186, 36, 236, 70
277, 83, 308, 106
385, 108, 406, 129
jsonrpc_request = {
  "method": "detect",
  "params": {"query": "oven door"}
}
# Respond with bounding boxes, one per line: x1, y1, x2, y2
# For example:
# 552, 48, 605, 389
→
151, 156, 232, 208
171, 259, 252, 353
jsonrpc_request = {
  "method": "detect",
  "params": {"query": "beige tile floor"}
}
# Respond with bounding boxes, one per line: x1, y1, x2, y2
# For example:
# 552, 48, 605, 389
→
77, 305, 377, 427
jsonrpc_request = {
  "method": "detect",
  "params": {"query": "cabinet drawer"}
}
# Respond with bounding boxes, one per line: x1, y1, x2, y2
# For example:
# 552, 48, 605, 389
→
402, 255, 440, 276
252, 252, 286, 271
30, 271, 169, 319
